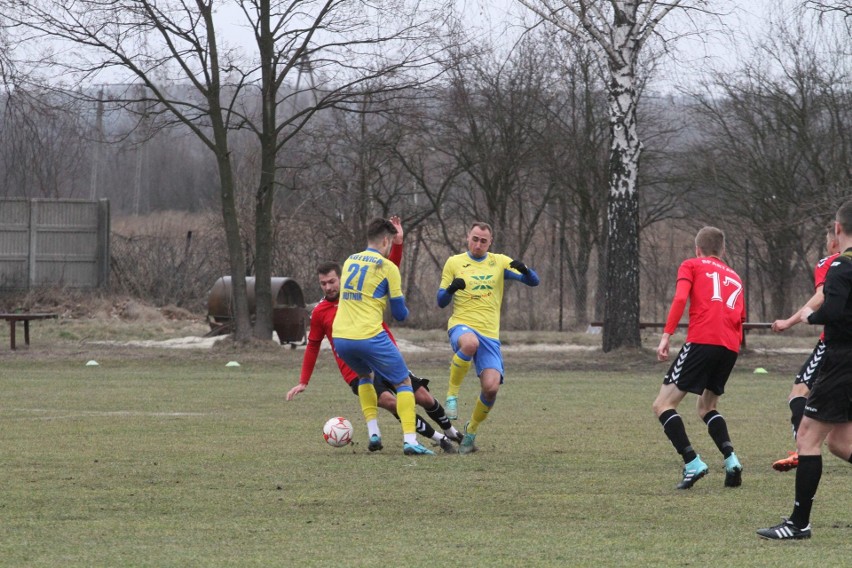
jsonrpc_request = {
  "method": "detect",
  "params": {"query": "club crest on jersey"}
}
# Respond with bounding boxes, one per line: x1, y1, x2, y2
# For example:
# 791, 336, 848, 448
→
471, 274, 494, 290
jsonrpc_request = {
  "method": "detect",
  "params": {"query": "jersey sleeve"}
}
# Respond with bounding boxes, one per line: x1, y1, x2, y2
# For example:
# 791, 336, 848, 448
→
663, 278, 692, 335
298, 339, 322, 385
299, 307, 329, 385
813, 261, 825, 290
675, 260, 694, 284
388, 242, 403, 267
501, 254, 531, 284
306, 305, 327, 343
504, 264, 540, 286
439, 257, 456, 290
386, 262, 404, 299
814, 254, 838, 290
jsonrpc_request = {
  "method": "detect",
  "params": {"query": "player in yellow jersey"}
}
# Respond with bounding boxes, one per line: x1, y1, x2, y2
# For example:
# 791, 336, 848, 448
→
437, 222, 540, 453
332, 218, 434, 455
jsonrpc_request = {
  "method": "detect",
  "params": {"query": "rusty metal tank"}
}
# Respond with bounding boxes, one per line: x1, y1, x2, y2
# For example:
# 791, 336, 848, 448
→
207, 276, 307, 345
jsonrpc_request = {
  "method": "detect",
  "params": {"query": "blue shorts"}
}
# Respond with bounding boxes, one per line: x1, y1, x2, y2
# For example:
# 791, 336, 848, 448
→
333, 332, 410, 385
448, 324, 504, 381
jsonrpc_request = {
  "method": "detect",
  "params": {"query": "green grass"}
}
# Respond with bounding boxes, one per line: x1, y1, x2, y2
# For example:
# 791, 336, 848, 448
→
1, 348, 850, 567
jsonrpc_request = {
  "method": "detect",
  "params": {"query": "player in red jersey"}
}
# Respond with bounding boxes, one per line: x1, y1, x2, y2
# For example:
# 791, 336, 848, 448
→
285, 216, 461, 451
769, 226, 840, 471
652, 226, 746, 489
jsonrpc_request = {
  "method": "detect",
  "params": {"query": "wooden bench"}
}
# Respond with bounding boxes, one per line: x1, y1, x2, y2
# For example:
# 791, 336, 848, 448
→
0, 313, 59, 350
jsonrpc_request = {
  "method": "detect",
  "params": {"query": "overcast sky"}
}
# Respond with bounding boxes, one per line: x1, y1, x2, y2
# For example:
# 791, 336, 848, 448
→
453, 0, 811, 92
213, 0, 834, 94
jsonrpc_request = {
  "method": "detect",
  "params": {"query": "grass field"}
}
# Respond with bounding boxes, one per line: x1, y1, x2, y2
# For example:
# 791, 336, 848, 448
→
1, 330, 850, 566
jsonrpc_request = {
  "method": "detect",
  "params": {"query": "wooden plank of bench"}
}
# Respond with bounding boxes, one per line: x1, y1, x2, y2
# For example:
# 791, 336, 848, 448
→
0, 313, 59, 350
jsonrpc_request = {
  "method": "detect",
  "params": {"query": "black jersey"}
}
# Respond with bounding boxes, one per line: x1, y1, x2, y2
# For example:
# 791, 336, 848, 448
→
808, 248, 852, 346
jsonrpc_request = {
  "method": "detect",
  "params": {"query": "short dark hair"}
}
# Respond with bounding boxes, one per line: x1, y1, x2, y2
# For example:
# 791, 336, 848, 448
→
366, 218, 397, 242
317, 261, 341, 277
837, 199, 852, 235
695, 226, 725, 256
470, 221, 493, 235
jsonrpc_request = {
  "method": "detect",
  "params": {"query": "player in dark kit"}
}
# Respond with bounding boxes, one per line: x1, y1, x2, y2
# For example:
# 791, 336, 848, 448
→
769, 226, 840, 471
758, 199, 852, 540
653, 226, 746, 490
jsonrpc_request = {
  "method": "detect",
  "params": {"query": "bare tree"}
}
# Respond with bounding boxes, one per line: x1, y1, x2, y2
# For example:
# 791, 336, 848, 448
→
3, 0, 452, 341
805, 1, 852, 19
534, 36, 610, 328
516, 0, 695, 351
684, 17, 850, 318
434, 40, 556, 258
0, 87, 92, 198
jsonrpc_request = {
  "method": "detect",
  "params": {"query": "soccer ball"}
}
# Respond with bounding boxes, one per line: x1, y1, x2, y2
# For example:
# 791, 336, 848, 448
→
323, 417, 353, 447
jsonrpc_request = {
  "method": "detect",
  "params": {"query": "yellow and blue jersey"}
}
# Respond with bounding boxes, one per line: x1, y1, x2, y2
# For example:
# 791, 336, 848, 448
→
439, 252, 522, 339
332, 248, 407, 340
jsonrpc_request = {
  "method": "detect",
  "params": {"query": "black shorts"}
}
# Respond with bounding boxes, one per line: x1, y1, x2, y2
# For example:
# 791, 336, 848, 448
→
348, 373, 430, 397
804, 345, 852, 423
663, 343, 738, 396
794, 340, 826, 389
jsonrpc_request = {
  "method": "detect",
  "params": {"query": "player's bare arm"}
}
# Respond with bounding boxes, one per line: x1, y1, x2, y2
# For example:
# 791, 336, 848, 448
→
772, 287, 825, 332
657, 333, 671, 361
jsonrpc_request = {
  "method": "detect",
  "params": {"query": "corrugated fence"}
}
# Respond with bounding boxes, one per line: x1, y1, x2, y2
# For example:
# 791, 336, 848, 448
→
0, 198, 110, 289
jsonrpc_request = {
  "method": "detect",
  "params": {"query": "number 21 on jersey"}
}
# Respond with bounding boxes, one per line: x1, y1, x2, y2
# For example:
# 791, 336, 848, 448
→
344, 263, 369, 292
706, 272, 742, 309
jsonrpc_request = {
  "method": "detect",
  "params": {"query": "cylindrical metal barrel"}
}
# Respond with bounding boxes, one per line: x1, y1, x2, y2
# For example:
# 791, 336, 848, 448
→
207, 276, 307, 344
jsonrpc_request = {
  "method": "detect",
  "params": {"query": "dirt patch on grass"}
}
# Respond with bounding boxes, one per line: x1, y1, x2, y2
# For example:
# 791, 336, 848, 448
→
0, 288, 199, 322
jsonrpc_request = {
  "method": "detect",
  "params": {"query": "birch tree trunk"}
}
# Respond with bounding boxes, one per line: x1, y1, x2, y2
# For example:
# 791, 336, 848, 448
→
602, 13, 641, 351
517, 0, 688, 350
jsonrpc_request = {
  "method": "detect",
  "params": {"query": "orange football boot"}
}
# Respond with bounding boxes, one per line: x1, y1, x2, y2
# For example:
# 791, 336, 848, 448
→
772, 451, 799, 472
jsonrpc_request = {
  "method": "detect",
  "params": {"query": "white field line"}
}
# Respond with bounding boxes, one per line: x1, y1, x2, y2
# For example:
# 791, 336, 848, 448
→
3, 408, 208, 421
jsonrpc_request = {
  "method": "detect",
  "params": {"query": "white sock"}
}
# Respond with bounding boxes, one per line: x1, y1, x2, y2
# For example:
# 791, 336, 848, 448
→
404, 433, 418, 445
367, 419, 380, 438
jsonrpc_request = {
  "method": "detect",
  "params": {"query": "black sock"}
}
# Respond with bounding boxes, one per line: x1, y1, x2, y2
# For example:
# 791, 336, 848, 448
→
789, 397, 807, 439
424, 400, 452, 430
703, 410, 734, 458
393, 412, 437, 438
659, 409, 696, 463
416, 414, 435, 438
790, 454, 822, 528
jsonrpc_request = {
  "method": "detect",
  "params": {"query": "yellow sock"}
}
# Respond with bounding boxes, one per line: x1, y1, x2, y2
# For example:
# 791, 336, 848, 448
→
358, 382, 378, 422
468, 397, 493, 434
396, 389, 416, 435
448, 352, 472, 398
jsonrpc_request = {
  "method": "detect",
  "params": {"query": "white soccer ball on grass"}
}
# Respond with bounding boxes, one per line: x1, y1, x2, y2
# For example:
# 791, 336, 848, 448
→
322, 417, 353, 447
